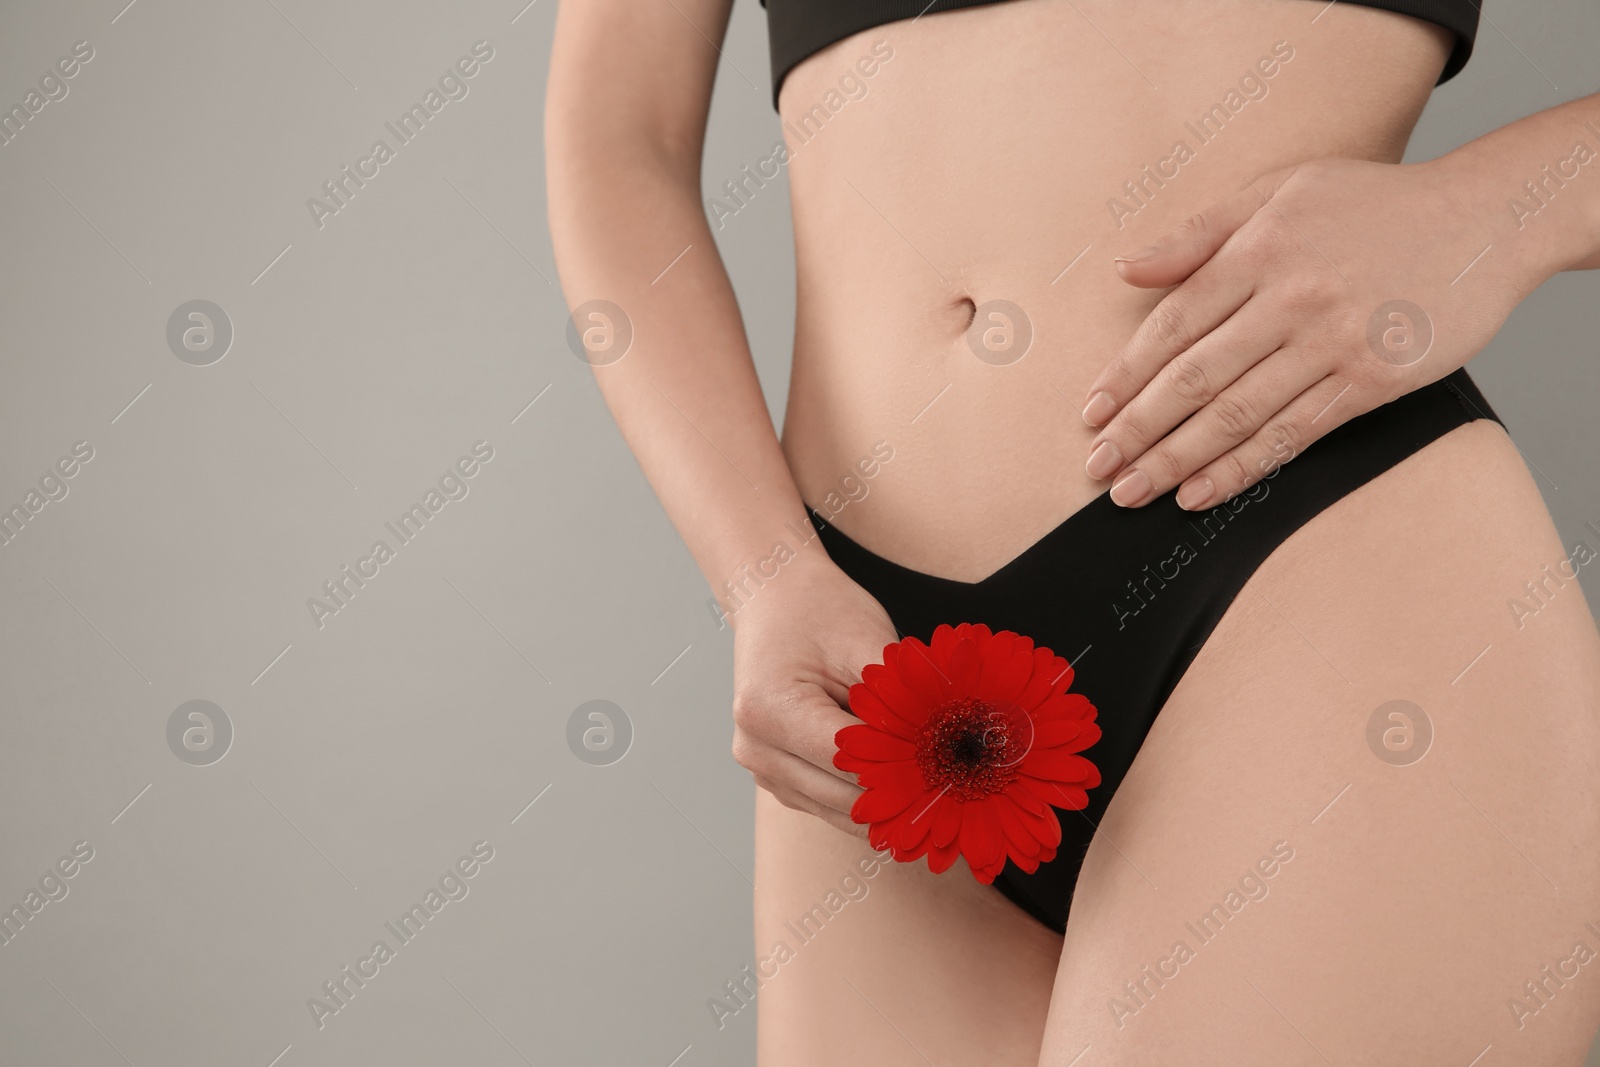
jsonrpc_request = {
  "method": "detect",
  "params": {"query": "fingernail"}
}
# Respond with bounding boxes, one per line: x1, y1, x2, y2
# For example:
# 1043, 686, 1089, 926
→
1086, 440, 1124, 481
1081, 391, 1116, 427
1176, 476, 1214, 511
1114, 246, 1160, 264
1110, 468, 1153, 507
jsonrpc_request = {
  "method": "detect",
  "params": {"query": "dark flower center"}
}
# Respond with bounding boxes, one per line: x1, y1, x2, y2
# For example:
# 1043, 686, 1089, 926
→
915, 697, 1021, 800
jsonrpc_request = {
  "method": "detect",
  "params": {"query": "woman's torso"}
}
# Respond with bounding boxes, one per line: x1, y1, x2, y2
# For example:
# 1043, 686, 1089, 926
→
776, 0, 1455, 580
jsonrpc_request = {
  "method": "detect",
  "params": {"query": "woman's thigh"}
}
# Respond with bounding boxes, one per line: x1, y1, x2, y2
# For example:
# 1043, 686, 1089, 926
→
1040, 419, 1600, 1065
752, 786, 1060, 1065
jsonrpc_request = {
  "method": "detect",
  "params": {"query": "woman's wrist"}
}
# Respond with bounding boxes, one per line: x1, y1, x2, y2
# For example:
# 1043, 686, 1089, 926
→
706, 509, 845, 631
1428, 103, 1600, 291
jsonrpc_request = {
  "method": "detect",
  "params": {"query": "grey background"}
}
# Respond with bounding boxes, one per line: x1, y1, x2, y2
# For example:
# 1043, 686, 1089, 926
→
0, 1, 1595, 1064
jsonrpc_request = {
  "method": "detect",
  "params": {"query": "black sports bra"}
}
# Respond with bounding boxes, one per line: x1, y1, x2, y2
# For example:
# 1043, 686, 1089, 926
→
761, 0, 1479, 106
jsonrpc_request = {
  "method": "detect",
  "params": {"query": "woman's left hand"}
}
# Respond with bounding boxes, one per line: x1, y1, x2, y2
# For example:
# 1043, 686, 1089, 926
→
1081, 156, 1525, 510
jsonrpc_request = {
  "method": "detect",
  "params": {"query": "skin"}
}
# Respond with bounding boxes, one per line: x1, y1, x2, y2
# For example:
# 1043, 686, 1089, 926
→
546, 0, 1600, 1062
1087, 150, 1600, 510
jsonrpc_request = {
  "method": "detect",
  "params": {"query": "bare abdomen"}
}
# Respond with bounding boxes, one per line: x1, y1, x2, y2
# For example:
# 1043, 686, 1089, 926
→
775, 0, 1452, 580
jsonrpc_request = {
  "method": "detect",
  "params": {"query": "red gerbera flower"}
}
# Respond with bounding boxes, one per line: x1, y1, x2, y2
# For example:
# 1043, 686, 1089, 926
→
833, 623, 1102, 884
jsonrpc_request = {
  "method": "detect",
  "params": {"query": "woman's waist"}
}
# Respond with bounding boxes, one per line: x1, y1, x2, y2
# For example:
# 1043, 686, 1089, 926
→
784, 270, 1153, 451
781, 302, 1134, 582
777, 1, 1450, 312
782, 362, 1507, 584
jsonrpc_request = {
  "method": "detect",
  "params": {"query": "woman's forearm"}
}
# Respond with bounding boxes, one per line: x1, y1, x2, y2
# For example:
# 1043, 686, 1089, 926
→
546, 148, 821, 611
1436, 91, 1600, 286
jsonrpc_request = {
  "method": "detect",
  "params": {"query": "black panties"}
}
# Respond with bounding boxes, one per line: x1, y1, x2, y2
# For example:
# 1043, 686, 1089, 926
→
813, 368, 1501, 932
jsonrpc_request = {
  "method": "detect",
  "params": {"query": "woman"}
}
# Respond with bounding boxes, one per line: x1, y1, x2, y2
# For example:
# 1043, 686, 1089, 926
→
547, 1, 1600, 1062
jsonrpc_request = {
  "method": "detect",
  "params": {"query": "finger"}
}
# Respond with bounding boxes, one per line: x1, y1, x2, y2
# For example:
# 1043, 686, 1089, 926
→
768, 693, 866, 784
1082, 253, 1256, 428
765, 746, 864, 815
735, 686, 864, 784
1171, 373, 1360, 511
1085, 299, 1285, 482
1108, 349, 1327, 507
1112, 170, 1293, 289
753, 774, 870, 838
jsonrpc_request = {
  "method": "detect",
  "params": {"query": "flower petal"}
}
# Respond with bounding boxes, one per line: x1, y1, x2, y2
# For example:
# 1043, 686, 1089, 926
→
976, 639, 1032, 707
927, 841, 962, 874
837, 723, 916, 762
1008, 795, 1063, 850
895, 637, 950, 707
833, 750, 873, 774
949, 636, 980, 692
872, 794, 938, 854
1027, 716, 1088, 749
1005, 780, 1053, 817
1024, 780, 1090, 810
970, 852, 1008, 884
958, 799, 1003, 875
858, 665, 928, 729
1036, 692, 1097, 723
851, 781, 922, 823
1062, 720, 1102, 755
1014, 647, 1062, 711
926, 625, 959, 669
930, 793, 963, 847
1009, 854, 1040, 876
1080, 759, 1102, 790
993, 800, 1044, 862
854, 758, 928, 792
1022, 748, 1100, 784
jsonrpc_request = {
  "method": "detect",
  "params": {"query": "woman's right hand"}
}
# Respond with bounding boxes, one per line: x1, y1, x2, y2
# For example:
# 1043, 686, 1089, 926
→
729, 549, 902, 837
